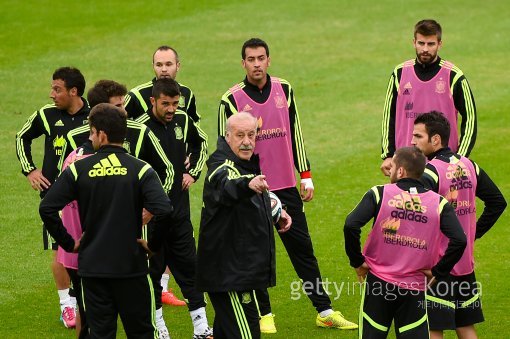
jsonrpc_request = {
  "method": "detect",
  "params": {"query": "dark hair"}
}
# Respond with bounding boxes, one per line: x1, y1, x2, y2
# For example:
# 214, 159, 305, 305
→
52, 67, 86, 96
152, 78, 180, 99
87, 80, 127, 108
414, 111, 450, 147
414, 19, 442, 41
394, 147, 426, 179
241, 38, 269, 59
153, 45, 180, 63
88, 103, 127, 144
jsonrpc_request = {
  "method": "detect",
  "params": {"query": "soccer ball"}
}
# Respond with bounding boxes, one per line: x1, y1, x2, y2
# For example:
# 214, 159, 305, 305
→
269, 191, 282, 224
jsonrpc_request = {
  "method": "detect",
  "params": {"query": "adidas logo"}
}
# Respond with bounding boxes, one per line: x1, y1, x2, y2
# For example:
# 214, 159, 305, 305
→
242, 104, 252, 112
88, 154, 127, 177
55, 119, 64, 126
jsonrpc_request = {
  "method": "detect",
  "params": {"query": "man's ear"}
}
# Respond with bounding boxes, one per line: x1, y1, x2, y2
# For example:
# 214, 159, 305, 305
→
431, 134, 441, 147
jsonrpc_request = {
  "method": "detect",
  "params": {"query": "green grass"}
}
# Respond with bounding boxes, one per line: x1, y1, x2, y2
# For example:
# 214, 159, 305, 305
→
1, 0, 509, 338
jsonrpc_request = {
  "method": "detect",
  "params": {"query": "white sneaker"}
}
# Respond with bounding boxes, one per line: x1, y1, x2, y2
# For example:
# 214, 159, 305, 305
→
158, 323, 171, 339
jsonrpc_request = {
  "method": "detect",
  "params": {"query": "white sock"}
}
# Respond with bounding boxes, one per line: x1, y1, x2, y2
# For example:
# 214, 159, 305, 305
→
161, 273, 170, 293
156, 307, 166, 327
58, 288, 70, 303
190, 307, 208, 334
319, 309, 334, 318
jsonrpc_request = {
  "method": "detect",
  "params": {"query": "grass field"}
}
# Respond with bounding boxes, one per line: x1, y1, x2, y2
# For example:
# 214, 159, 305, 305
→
1, 0, 509, 338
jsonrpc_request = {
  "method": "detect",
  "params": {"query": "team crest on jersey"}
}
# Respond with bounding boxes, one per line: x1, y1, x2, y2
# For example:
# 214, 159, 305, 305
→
174, 126, 183, 140
53, 135, 66, 156
241, 292, 252, 304
435, 79, 446, 94
178, 96, 185, 107
405, 102, 414, 111
274, 94, 286, 108
123, 140, 131, 153
381, 217, 400, 235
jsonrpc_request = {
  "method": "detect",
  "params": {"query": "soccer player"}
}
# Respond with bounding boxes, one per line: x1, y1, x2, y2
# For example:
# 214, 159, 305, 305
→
218, 38, 357, 332
15, 66, 90, 328
39, 103, 173, 338
344, 146, 467, 339
197, 112, 292, 339
380, 19, 477, 176
412, 111, 507, 339
136, 78, 212, 339
124, 45, 200, 123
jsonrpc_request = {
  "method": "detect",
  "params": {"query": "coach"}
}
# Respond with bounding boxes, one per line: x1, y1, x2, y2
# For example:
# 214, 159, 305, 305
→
197, 112, 291, 339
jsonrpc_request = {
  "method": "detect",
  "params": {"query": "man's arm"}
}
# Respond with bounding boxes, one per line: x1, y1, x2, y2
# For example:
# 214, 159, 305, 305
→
218, 90, 237, 137
421, 164, 440, 191
207, 162, 259, 206
182, 87, 201, 124
186, 117, 208, 182
473, 162, 507, 238
138, 165, 173, 252
431, 198, 467, 280
124, 89, 149, 119
381, 70, 399, 162
451, 71, 477, 157
344, 186, 380, 268
38, 166, 78, 252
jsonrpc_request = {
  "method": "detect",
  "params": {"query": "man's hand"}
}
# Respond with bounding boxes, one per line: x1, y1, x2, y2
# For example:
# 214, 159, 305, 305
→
249, 175, 269, 194
72, 234, 83, 253
142, 208, 153, 225
137, 238, 154, 259
182, 173, 195, 191
420, 269, 436, 287
300, 178, 314, 202
380, 157, 392, 176
27, 169, 51, 191
277, 209, 292, 233
355, 262, 370, 282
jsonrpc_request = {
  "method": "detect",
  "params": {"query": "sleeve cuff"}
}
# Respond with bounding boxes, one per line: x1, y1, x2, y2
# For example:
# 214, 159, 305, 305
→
300, 171, 312, 179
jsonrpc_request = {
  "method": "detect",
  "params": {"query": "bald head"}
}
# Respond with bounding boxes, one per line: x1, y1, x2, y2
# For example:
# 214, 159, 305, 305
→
225, 112, 258, 160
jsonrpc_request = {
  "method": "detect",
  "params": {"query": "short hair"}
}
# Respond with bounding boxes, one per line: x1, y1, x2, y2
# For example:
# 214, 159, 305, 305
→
152, 78, 180, 99
153, 45, 180, 63
414, 19, 442, 41
226, 112, 257, 134
414, 111, 450, 147
53, 67, 86, 96
88, 103, 127, 144
241, 38, 269, 59
87, 80, 127, 108
393, 147, 426, 179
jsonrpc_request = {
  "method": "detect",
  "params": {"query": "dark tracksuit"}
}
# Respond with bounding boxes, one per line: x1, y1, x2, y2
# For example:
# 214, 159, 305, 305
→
197, 136, 276, 339
136, 109, 208, 311
124, 78, 201, 123
39, 145, 172, 339
15, 99, 90, 249
218, 75, 332, 313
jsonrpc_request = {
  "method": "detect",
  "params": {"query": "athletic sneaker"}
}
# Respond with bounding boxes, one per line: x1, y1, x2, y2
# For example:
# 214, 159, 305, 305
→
260, 314, 277, 334
161, 289, 186, 306
192, 326, 213, 339
60, 305, 76, 328
316, 311, 358, 330
158, 323, 171, 339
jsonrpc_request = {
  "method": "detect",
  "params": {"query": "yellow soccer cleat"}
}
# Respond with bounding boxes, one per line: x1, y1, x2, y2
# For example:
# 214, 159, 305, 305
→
316, 311, 358, 330
260, 313, 277, 334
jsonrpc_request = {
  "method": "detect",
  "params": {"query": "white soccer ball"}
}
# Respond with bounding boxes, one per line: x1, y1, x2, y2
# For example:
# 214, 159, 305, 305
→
269, 191, 282, 224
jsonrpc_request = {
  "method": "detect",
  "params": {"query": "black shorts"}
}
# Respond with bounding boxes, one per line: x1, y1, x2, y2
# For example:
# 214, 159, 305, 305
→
360, 273, 428, 339
427, 271, 484, 329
